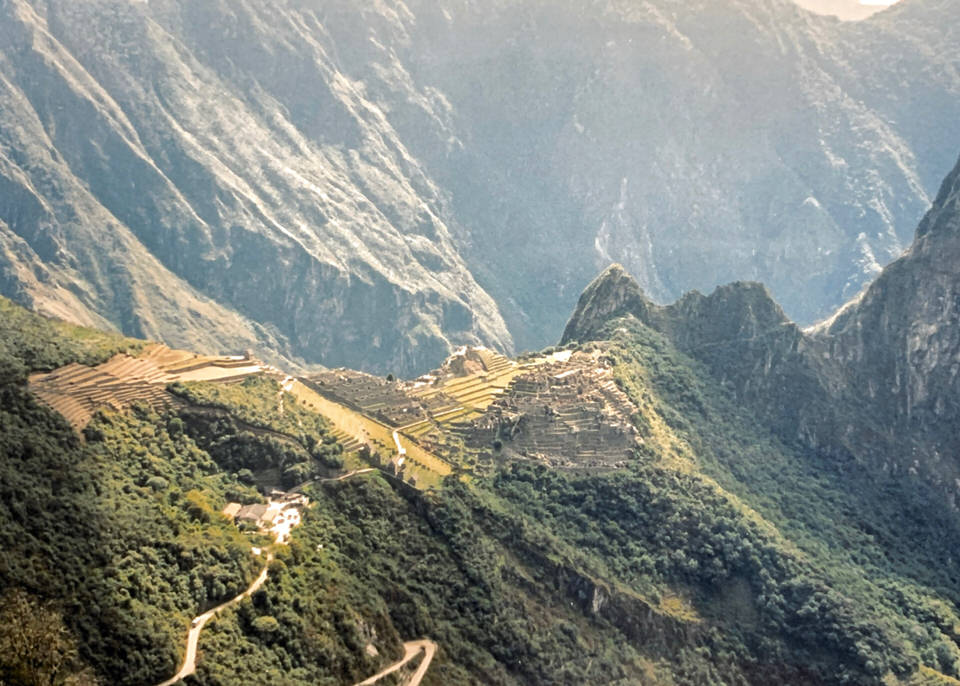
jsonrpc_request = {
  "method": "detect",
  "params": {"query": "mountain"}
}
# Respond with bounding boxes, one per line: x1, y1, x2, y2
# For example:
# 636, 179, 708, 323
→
564, 151, 960, 507
0, 0, 512, 375
2, 0, 960, 374
6, 239, 960, 684
3, 154, 960, 684
814, 150, 960, 499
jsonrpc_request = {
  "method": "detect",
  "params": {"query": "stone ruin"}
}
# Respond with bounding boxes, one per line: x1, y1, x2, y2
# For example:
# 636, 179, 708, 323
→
463, 351, 638, 469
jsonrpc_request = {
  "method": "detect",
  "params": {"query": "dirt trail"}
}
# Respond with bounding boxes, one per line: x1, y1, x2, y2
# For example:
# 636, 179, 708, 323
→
277, 375, 294, 415
355, 639, 437, 686
156, 554, 273, 686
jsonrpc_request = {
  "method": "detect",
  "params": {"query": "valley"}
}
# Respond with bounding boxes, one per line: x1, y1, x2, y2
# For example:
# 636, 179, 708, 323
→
6, 198, 960, 684
1, 2, 960, 680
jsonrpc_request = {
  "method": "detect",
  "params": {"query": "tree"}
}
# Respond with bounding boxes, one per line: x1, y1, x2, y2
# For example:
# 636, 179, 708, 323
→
252, 616, 280, 635
0, 589, 98, 685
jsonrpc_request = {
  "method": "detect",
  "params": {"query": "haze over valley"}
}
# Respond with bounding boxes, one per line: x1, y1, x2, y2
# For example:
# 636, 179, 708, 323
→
2, 0, 960, 374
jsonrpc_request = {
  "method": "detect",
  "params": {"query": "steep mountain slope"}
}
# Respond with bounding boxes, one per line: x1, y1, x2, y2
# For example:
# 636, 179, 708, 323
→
0, 0, 511, 375
815, 150, 960, 499
564, 151, 960, 508
403, 0, 953, 339
7, 291, 960, 684
2, 0, 960, 371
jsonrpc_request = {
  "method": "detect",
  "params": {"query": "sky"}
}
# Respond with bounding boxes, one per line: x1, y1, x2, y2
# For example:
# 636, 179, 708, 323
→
793, 0, 901, 21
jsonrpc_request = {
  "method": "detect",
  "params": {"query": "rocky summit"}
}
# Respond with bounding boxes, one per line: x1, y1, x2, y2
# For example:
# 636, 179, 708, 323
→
2, 0, 960, 374
565, 151, 960, 508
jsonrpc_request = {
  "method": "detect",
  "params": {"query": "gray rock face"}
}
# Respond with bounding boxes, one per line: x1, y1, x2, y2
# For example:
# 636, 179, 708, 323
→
0, 0, 511, 374
814, 153, 960, 492
565, 152, 960, 506
1, 0, 959, 372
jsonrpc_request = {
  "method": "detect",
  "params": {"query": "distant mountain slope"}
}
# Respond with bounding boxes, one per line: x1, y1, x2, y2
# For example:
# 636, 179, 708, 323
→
2, 0, 959, 371
0, 0, 511, 375
564, 151, 960, 508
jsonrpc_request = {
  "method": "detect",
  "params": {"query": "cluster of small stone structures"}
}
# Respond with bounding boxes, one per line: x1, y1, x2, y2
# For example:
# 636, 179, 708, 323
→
299, 347, 638, 474
463, 351, 638, 469
223, 491, 309, 543
28, 344, 274, 432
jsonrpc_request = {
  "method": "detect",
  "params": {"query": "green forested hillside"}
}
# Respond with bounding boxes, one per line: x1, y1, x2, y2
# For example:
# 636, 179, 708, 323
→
4, 297, 960, 686
0, 304, 258, 683
602, 318, 960, 681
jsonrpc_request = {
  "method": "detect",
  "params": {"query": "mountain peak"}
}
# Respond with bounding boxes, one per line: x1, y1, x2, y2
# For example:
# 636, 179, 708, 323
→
561, 264, 653, 344
916, 153, 960, 240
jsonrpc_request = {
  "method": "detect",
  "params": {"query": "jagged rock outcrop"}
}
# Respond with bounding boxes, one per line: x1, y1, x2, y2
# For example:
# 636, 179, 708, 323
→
561, 264, 652, 344
812, 152, 960, 494
564, 153, 960, 505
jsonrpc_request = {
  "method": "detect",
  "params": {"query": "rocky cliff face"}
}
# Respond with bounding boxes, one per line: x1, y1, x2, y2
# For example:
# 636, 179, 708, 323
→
812, 152, 960, 496
0, 0, 511, 374
2, 0, 959, 372
564, 153, 960, 505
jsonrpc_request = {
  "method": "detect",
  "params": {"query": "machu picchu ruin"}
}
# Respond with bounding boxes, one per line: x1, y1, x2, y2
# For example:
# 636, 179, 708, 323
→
29, 338, 641, 487
292, 345, 640, 479
463, 350, 639, 469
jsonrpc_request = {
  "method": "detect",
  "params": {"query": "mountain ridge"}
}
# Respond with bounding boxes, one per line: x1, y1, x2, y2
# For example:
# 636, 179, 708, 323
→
564, 150, 960, 507
3, 0, 960, 373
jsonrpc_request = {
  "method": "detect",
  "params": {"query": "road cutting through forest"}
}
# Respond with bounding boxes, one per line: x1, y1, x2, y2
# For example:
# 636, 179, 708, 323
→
157, 465, 432, 686
355, 639, 438, 686
156, 553, 273, 686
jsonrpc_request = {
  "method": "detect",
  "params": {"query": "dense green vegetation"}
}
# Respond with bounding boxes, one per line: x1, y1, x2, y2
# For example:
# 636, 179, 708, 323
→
170, 377, 331, 445
0, 303, 276, 684
171, 377, 344, 488
491, 464, 916, 684
5, 297, 960, 686
194, 474, 672, 686
599, 316, 960, 682
0, 296, 144, 380
0, 385, 262, 684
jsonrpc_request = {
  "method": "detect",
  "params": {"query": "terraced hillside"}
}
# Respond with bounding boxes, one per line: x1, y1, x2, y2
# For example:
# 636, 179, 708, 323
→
295, 347, 533, 486
297, 345, 649, 481
289, 379, 454, 490
464, 350, 639, 469
27, 343, 276, 432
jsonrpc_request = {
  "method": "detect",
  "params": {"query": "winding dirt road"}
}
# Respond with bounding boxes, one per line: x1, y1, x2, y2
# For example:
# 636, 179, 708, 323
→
156, 554, 273, 686
355, 639, 437, 686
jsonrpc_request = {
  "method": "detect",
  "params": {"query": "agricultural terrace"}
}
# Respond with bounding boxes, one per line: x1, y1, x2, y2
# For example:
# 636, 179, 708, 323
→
296, 346, 610, 485
28, 343, 274, 433
287, 380, 452, 490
